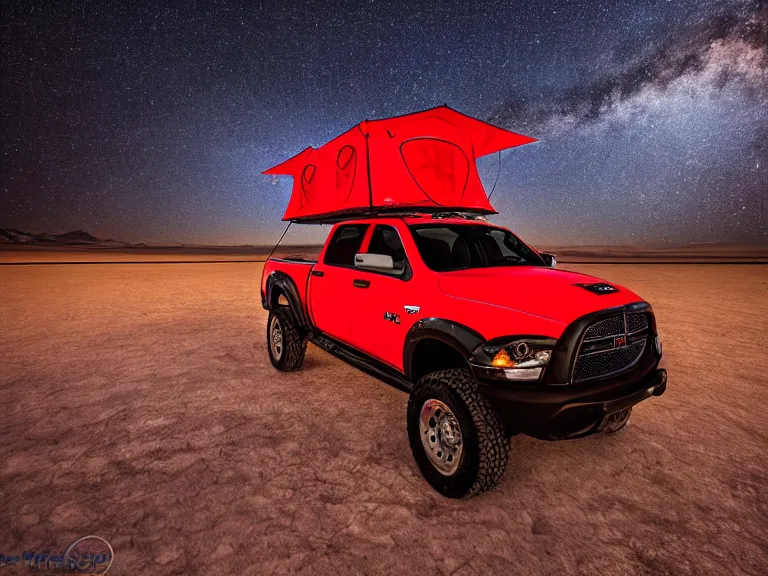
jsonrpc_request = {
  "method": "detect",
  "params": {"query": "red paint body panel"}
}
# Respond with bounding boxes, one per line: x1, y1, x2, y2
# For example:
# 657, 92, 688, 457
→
308, 262, 364, 343
261, 218, 645, 374
261, 258, 313, 310
263, 106, 535, 221
437, 267, 640, 328
347, 267, 421, 368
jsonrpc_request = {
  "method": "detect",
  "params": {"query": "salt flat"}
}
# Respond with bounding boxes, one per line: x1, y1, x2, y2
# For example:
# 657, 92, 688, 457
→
1, 261, 766, 575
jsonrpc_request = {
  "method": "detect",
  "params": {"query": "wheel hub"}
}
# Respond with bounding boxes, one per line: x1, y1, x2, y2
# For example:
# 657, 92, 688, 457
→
419, 399, 463, 476
270, 317, 283, 360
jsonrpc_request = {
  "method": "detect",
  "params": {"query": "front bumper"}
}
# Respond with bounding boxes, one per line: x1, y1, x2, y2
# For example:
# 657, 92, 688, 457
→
471, 301, 667, 440
477, 367, 666, 440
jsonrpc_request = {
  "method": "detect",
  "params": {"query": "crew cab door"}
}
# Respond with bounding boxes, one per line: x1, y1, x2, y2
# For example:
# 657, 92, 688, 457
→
347, 224, 418, 371
309, 223, 369, 344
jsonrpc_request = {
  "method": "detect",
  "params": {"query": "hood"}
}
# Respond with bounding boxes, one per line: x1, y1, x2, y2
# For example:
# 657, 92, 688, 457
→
438, 266, 643, 326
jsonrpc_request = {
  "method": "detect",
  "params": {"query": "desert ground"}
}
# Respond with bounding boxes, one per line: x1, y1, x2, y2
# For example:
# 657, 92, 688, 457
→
1, 259, 767, 575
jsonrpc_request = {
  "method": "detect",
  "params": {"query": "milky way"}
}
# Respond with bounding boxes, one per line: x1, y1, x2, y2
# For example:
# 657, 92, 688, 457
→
1, 0, 766, 245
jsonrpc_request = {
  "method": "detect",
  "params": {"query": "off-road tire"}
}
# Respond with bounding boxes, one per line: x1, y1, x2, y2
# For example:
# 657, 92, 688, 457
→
267, 307, 306, 371
407, 368, 509, 498
601, 407, 632, 434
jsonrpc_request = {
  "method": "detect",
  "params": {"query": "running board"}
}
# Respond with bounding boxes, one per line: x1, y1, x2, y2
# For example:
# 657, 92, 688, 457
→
309, 333, 413, 393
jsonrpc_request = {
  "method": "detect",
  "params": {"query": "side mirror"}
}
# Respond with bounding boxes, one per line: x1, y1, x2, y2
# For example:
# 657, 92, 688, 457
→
541, 252, 557, 268
354, 253, 395, 272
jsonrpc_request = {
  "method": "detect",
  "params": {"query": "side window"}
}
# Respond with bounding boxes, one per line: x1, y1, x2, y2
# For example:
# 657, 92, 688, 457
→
491, 229, 535, 263
367, 225, 408, 274
411, 226, 455, 271
323, 224, 368, 267
490, 229, 523, 262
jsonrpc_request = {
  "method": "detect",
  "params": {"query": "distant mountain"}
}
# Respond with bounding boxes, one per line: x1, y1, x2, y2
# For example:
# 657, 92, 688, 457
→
0, 228, 36, 243
0, 228, 127, 246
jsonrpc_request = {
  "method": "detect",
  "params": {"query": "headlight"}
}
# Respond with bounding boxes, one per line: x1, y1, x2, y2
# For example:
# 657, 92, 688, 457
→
472, 338, 555, 382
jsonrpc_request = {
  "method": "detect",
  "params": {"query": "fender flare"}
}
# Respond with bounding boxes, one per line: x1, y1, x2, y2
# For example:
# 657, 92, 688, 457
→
265, 271, 313, 329
403, 318, 485, 382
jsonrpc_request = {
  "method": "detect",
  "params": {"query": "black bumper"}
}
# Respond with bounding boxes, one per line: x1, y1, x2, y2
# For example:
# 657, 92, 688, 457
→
471, 301, 666, 440
477, 367, 667, 440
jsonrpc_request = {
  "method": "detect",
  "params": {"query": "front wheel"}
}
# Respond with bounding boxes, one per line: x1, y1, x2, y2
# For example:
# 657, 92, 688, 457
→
266, 307, 306, 371
407, 369, 509, 498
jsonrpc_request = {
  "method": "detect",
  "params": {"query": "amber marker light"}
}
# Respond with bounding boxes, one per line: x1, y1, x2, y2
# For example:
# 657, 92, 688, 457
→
492, 348, 515, 368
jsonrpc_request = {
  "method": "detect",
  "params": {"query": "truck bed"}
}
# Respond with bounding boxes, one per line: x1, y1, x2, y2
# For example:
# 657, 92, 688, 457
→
269, 256, 318, 264
261, 256, 315, 314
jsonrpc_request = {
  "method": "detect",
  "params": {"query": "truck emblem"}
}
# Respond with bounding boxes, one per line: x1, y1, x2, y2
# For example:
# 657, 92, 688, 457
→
384, 311, 401, 324
614, 336, 626, 347
404, 305, 420, 315
574, 282, 619, 295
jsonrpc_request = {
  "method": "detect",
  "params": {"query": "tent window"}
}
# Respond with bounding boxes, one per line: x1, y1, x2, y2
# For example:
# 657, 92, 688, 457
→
302, 164, 316, 184
337, 145, 355, 170
400, 138, 469, 205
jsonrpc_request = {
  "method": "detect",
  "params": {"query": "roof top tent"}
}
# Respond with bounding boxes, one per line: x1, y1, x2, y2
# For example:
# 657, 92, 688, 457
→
263, 105, 536, 223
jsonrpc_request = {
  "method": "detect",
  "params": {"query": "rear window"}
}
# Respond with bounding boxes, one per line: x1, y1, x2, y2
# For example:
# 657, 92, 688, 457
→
323, 224, 368, 267
409, 224, 544, 272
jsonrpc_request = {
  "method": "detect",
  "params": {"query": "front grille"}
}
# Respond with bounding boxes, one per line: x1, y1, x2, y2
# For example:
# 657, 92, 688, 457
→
627, 312, 649, 333
574, 341, 646, 381
583, 315, 624, 339
573, 311, 650, 382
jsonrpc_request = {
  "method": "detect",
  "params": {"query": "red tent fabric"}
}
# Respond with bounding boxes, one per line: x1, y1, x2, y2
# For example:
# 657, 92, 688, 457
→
263, 106, 536, 222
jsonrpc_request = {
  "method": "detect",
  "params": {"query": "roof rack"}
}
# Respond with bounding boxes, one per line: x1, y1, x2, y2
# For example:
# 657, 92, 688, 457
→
431, 212, 489, 221
286, 206, 495, 225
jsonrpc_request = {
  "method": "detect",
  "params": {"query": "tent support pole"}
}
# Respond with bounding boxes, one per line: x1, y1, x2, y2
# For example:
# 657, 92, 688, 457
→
487, 151, 502, 201
266, 222, 292, 261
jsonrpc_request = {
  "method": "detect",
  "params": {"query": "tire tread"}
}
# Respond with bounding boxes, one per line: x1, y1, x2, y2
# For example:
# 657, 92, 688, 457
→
408, 368, 509, 497
268, 307, 306, 371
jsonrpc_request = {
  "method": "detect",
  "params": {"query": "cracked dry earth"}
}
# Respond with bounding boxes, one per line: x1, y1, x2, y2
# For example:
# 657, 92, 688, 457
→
1, 262, 767, 575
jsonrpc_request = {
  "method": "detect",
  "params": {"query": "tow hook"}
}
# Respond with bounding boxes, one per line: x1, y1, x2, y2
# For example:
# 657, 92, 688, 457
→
653, 369, 667, 396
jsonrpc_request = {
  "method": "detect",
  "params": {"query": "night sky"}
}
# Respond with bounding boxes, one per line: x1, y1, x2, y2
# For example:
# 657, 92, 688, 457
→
2, 0, 766, 246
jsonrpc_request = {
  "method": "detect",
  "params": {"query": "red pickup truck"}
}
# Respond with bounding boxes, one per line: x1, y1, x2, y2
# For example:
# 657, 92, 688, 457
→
260, 214, 667, 497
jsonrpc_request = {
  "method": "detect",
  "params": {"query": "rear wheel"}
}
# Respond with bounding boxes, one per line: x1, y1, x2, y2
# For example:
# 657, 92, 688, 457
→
407, 369, 509, 498
267, 307, 306, 371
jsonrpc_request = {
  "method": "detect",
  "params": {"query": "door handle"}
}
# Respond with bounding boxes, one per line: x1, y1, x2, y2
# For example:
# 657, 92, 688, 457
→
353, 279, 370, 288
311, 270, 324, 277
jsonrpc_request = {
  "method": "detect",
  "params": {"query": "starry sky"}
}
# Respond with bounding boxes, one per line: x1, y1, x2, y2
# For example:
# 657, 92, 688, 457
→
2, 0, 766, 246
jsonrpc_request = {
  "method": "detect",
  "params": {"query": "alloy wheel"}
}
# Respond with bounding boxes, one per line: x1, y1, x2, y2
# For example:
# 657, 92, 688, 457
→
419, 399, 463, 475
270, 316, 283, 360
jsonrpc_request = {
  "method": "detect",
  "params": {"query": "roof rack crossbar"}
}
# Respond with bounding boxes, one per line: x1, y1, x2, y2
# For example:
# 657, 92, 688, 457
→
285, 206, 495, 225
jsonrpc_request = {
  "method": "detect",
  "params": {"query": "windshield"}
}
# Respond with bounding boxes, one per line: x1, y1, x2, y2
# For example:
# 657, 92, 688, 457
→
409, 223, 545, 272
